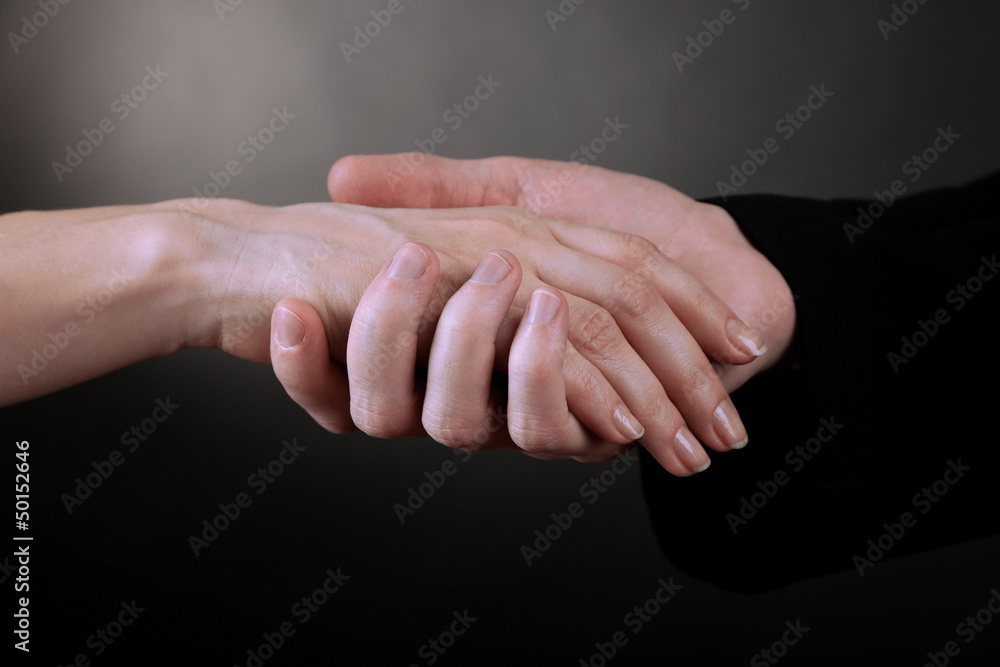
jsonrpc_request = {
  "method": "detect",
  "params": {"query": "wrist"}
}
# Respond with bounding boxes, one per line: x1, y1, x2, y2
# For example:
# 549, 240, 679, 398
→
124, 201, 222, 355
150, 198, 262, 356
162, 198, 375, 365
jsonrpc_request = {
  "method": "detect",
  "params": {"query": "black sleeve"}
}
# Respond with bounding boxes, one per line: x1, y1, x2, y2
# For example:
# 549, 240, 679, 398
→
641, 172, 1000, 592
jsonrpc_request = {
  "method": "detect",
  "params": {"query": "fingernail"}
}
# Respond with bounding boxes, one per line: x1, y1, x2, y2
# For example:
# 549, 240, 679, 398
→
274, 307, 306, 349
674, 427, 711, 473
714, 399, 748, 449
387, 243, 429, 281
469, 252, 512, 285
526, 289, 560, 324
613, 407, 644, 441
727, 319, 767, 357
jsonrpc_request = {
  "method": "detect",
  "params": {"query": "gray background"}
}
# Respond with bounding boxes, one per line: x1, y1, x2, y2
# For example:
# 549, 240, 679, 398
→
2, 1, 999, 665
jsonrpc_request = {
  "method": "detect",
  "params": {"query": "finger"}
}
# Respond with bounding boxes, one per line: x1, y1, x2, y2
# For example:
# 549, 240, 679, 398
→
560, 295, 712, 476
270, 299, 354, 433
507, 289, 596, 455
347, 242, 439, 438
329, 153, 523, 209
492, 305, 662, 463
421, 250, 523, 452
560, 344, 647, 457
327, 154, 668, 228
537, 243, 748, 455
546, 220, 766, 366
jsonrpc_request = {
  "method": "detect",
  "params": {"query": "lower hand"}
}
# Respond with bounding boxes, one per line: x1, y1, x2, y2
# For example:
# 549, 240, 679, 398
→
245, 196, 763, 475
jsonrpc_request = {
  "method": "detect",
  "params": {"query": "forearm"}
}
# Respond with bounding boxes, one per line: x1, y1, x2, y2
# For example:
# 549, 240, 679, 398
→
0, 204, 212, 406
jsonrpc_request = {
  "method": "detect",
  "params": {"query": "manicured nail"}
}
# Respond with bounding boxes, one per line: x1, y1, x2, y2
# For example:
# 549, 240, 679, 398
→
469, 252, 512, 285
727, 319, 767, 357
274, 307, 306, 349
526, 289, 560, 324
674, 427, 711, 473
714, 399, 748, 449
614, 407, 644, 441
387, 243, 429, 280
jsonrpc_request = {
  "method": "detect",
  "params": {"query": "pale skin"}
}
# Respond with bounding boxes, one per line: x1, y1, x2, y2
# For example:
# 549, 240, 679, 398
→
1, 190, 765, 476
271, 155, 797, 471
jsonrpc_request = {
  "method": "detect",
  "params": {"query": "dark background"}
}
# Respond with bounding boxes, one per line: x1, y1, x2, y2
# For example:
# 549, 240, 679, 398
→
2, 1, 999, 665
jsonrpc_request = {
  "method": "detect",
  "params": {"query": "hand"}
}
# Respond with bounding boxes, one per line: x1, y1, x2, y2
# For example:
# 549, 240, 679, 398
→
256, 197, 765, 474
0, 196, 756, 475
326, 154, 796, 392
274, 246, 643, 464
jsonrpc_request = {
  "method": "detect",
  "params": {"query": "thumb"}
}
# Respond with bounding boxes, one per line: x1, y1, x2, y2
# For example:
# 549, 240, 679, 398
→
328, 153, 526, 209
327, 154, 692, 235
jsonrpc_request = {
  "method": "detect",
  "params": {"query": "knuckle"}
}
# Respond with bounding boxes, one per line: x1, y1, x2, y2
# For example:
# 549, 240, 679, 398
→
570, 365, 605, 400
570, 307, 623, 361
317, 415, 357, 436
610, 272, 660, 321
351, 400, 413, 439
620, 233, 661, 276
422, 414, 493, 453
508, 419, 576, 455
677, 361, 719, 405
354, 415, 404, 440
686, 284, 719, 319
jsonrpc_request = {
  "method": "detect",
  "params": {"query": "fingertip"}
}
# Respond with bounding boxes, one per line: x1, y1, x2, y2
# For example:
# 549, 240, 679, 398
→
613, 406, 644, 441
327, 154, 364, 202
727, 318, 768, 360
272, 304, 306, 350
271, 299, 329, 369
270, 300, 354, 434
673, 426, 712, 474
525, 288, 564, 325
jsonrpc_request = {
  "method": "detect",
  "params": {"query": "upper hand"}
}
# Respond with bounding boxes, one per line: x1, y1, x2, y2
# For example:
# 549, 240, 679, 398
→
326, 154, 796, 392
